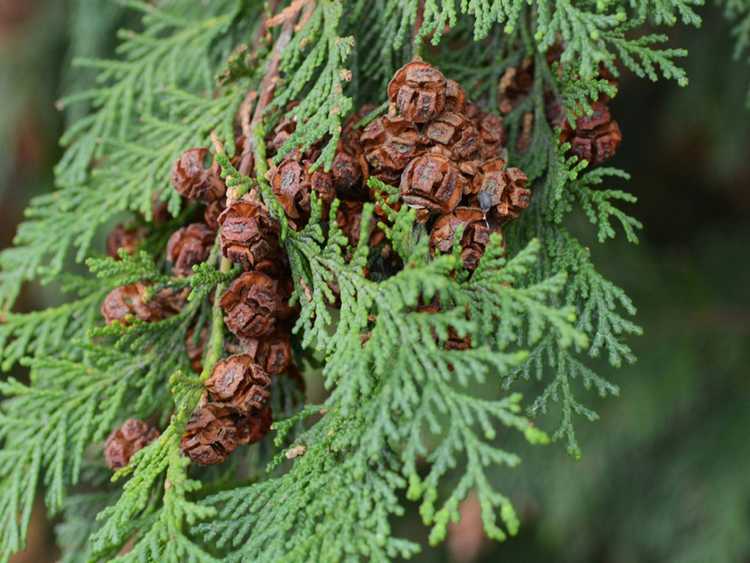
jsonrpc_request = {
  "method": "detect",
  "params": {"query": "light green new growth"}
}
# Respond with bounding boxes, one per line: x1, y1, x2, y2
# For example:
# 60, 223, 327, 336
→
0, 0, 705, 560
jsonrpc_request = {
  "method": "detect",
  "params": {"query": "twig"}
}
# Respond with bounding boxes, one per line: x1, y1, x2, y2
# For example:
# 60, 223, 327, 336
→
413, 0, 425, 55
266, 0, 311, 28
238, 2, 305, 177
251, 12, 299, 134
199, 255, 232, 383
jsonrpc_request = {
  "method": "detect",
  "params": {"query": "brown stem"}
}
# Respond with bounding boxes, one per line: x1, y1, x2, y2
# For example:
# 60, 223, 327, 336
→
413, 0, 425, 53
249, 13, 297, 138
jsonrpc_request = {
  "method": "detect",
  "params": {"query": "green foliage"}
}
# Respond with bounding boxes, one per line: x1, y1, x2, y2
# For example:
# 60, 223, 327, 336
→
0, 0, 713, 560
0, 340, 188, 560
272, 0, 354, 169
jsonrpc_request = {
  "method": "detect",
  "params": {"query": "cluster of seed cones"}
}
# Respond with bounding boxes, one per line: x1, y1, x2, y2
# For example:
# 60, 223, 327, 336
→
102, 145, 298, 467
498, 51, 623, 165
99, 56, 622, 470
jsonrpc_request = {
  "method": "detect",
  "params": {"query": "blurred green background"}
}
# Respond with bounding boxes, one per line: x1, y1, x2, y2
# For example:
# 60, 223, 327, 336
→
1, 2, 748, 562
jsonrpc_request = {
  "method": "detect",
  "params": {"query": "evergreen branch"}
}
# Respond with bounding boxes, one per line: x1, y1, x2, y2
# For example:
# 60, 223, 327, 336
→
630, 0, 704, 26
56, 0, 239, 186
0, 338, 189, 559
0, 87, 244, 313
0, 287, 107, 371
606, 32, 689, 85
273, 0, 354, 169
521, 336, 620, 457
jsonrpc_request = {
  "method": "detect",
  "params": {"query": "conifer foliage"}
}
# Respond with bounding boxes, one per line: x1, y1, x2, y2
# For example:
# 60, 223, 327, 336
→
0, 0, 699, 560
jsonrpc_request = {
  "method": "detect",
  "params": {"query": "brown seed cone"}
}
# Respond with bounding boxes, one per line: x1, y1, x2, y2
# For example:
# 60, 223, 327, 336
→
445, 79, 467, 113
240, 329, 293, 376
180, 403, 243, 465
171, 147, 226, 203
387, 60, 447, 123
237, 405, 273, 445
269, 153, 335, 230
266, 102, 300, 156
104, 419, 159, 470
220, 272, 291, 339
554, 100, 622, 166
205, 354, 272, 413
204, 198, 226, 231
218, 199, 280, 270
430, 207, 494, 271
331, 146, 367, 198
101, 283, 179, 325
400, 153, 466, 217
106, 225, 143, 259
185, 327, 208, 373
331, 107, 371, 198
361, 115, 423, 184
498, 57, 535, 115
425, 112, 480, 161
476, 112, 507, 160
335, 200, 386, 248
470, 158, 531, 225
166, 223, 215, 277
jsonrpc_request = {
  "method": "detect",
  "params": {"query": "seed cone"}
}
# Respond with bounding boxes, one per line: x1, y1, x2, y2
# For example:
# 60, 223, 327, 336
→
104, 419, 159, 470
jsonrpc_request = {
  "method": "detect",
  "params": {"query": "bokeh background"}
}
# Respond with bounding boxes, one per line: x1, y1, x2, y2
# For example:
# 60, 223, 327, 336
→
1, 2, 748, 562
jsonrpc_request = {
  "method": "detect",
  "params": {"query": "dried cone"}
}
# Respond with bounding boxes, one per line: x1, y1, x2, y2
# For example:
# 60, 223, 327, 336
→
445, 79, 467, 113
204, 199, 226, 230
205, 354, 272, 412
171, 147, 226, 203
400, 152, 466, 217
555, 100, 622, 165
335, 200, 385, 248
266, 102, 299, 156
106, 225, 143, 259
331, 109, 371, 198
240, 328, 293, 375
331, 142, 366, 198
180, 403, 243, 465
424, 112, 480, 162
104, 419, 159, 470
101, 283, 178, 325
476, 112, 506, 160
238, 405, 273, 445
430, 207, 493, 271
471, 159, 531, 225
361, 115, 423, 185
220, 272, 291, 339
498, 57, 534, 115
270, 153, 335, 229
166, 223, 215, 277
218, 198, 280, 270
387, 60, 447, 123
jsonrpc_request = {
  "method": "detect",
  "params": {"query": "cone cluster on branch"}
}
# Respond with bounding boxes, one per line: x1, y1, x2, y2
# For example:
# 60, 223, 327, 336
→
104, 419, 160, 470
99, 56, 617, 468
360, 59, 530, 270
181, 354, 273, 465
497, 51, 622, 165
170, 149, 297, 465
101, 133, 299, 468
